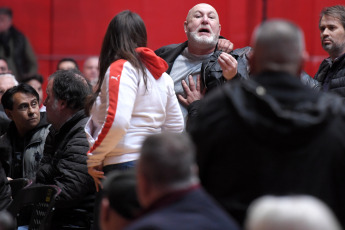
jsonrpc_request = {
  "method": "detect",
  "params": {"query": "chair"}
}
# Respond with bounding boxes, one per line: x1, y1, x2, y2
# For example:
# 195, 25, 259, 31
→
9, 178, 33, 198
7, 185, 61, 230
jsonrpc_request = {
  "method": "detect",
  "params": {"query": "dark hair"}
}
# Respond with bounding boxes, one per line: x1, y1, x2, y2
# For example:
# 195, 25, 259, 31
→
102, 169, 141, 219
2, 83, 39, 110
86, 10, 147, 115
49, 69, 92, 110
0, 7, 12, 19
57, 58, 79, 70
320, 5, 345, 29
21, 74, 44, 84
140, 133, 197, 188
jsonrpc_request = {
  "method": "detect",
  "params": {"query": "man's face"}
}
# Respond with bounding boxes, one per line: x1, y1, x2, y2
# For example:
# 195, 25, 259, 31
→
43, 79, 60, 129
319, 15, 345, 59
83, 58, 99, 85
0, 14, 11, 33
184, 4, 221, 48
5, 92, 40, 136
26, 79, 43, 106
0, 76, 16, 102
0, 60, 9, 74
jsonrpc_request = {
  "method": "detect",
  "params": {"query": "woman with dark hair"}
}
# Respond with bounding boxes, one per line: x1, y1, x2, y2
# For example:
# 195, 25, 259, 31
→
85, 10, 183, 191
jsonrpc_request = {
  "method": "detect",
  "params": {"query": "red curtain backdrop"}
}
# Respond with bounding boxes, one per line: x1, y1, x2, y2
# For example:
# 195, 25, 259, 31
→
1, 0, 344, 97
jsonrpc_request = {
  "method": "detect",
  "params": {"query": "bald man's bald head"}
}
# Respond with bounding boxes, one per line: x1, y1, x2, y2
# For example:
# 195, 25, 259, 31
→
250, 20, 306, 76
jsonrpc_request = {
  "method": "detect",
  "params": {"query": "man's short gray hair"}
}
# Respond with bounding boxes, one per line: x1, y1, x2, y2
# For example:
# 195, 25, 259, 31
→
139, 132, 198, 189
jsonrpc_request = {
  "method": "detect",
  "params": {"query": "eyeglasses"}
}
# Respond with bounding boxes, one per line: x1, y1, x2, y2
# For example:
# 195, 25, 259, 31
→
17, 100, 39, 112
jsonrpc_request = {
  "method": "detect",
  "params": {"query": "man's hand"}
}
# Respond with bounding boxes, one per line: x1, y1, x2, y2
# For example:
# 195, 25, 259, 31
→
178, 75, 204, 107
217, 38, 234, 53
218, 52, 238, 80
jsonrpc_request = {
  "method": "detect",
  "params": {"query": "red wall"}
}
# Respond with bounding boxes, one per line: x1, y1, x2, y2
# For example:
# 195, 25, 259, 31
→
1, 0, 345, 95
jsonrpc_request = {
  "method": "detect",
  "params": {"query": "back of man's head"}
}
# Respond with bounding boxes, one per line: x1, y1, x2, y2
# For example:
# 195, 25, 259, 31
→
320, 5, 345, 29
1, 83, 39, 110
245, 195, 342, 230
49, 69, 92, 111
250, 19, 305, 76
139, 133, 198, 191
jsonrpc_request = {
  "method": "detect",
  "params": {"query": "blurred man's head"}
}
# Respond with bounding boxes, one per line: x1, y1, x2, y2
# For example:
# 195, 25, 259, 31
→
137, 133, 199, 208
250, 19, 306, 76
0, 58, 10, 74
83, 56, 99, 86
57, 58, 79, 71
100, 170, 141, 230
0, 7, 12, 33
0, 74, 18, 102
245, 195, 342, 230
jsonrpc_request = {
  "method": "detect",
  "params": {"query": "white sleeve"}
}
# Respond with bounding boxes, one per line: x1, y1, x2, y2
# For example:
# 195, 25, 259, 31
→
87, 60, 138, 167
162, 74, 184, 132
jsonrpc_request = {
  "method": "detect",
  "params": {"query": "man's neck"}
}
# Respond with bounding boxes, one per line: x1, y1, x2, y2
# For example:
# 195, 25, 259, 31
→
187, 44, 215, 56
330, 50, 345, 61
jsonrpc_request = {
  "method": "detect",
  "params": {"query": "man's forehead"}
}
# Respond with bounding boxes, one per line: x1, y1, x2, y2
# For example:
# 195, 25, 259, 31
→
0, 77, 15, 87
321, 15, 342, 25
13, 92, 36, 103
187, 4, 218, 18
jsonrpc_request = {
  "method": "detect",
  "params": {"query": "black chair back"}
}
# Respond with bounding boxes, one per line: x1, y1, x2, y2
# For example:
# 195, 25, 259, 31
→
7, 185, 61, 230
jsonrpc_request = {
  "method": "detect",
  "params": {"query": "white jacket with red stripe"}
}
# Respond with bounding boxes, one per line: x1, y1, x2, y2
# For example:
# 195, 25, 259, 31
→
86, 50, 184, 167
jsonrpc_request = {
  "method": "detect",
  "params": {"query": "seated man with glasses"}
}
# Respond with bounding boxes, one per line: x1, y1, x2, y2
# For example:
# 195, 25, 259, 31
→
0, 83, 50, 180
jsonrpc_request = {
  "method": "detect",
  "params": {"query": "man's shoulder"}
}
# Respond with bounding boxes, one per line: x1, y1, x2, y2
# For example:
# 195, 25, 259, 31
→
155, 42, 188, 56
126, 188, 239, 230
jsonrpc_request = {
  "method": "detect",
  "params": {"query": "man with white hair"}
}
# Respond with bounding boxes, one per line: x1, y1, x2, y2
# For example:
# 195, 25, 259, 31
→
189, 19, 345, 228
0, 73, 18, 135
245, 195, 342, 230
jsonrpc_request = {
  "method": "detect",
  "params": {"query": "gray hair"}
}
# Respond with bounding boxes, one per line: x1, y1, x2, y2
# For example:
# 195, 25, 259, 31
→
251, 19, 305, 74
245, 195, 342, 230
0, 74, 19, 86
139, 132, 198, 190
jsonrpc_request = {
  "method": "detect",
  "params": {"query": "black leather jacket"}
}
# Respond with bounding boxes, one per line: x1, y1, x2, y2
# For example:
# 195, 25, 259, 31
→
314, 53, 345, 96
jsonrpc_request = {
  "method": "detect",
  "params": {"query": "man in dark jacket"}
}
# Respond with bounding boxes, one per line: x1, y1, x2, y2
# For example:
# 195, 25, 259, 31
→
155, 3, 241, 122
0, 83, 50, 180
0, 7, 37, 82
125, 133, 239, 230
189, 19, 345, 228
314, 5, 345, 96
0, 161, 11, 211
35, 69, 95, 229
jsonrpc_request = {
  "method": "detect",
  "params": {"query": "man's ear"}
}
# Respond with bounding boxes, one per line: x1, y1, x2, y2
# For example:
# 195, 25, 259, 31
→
184, 21, 188, 34
58, 100, 67, 110
4, 109, 12, 120
100, 198, 111, 225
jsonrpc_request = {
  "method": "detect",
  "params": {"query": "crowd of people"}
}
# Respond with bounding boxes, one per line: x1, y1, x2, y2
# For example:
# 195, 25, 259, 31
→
0, 3, 345, 230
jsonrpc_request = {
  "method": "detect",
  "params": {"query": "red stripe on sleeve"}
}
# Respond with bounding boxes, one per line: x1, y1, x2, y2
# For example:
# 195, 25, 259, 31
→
88, 60, 126, 154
